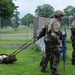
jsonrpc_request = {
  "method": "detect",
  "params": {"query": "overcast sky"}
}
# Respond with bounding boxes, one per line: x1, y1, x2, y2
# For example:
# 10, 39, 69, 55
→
13, 0, 75, 18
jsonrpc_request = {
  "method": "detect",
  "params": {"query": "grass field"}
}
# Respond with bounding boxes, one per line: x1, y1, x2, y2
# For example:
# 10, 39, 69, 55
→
0, 28, 75, 75
0, 40, 75, 75
0, 27, 33, 40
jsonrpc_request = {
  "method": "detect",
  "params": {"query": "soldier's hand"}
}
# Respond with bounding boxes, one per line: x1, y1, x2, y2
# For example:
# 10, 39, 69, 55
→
35, 36, 39, 41
59, 43, 62, 48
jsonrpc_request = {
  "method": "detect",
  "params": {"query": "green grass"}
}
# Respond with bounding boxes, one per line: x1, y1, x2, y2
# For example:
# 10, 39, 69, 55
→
0, 40, 27, 44
1, 28, 33, 34
1, 27, 33, 40
0, 40, 75, 75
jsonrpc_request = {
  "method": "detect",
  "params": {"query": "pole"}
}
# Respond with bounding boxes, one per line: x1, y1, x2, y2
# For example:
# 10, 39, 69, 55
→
0, 17, 1, 40
26, 16, 28, 40
69, 17, 71, 40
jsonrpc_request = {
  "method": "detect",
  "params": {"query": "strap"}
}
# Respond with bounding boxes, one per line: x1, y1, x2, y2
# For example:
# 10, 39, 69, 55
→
11, 37, 35, 55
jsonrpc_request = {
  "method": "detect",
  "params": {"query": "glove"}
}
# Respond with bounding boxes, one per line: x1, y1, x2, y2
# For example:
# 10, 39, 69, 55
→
35, 36, 39, 41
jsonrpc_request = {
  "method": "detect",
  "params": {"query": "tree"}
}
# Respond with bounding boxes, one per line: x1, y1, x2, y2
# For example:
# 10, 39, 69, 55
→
21, 13, 34, 27
35, 4, 54, 18
62, 6, 75, 27
11, 10, 20, 29
0, 0, 17, 19
64, 6, 74, 16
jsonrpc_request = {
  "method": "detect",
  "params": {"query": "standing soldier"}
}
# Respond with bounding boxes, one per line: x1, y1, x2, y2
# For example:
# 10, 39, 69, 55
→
71, 13, 75, 65
36, 10, 63, 75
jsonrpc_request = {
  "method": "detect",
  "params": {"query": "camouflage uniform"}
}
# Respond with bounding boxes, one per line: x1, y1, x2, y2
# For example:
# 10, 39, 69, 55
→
71, 19, 75, 65
37, 10, 63, 75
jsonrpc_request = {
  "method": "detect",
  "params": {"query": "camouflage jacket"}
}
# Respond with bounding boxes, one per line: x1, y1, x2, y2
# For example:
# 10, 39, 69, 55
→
38, 19, 62, 45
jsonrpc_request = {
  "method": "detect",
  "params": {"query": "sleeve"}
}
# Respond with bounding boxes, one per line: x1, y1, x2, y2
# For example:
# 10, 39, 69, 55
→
37, 26, 47, 39
51, 32, 61, 45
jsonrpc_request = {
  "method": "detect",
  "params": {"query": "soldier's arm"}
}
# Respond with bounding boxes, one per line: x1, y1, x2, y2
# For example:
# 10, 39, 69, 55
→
36, 26, 46, 39
51, 33, 62, 45
53, 37, 61, 45
53, 36, 62, 48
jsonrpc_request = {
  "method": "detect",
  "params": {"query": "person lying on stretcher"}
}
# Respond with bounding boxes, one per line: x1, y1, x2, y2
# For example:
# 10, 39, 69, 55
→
0, 54, 17, 64
0, 54, 8, 63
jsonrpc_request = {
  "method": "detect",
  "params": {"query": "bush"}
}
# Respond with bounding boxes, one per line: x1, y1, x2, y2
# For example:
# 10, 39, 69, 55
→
31, 44, 41, 52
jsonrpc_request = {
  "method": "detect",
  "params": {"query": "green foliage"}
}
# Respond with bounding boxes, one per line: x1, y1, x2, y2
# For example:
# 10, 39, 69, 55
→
20, 13, 34, 27
31, 44, 41, 52
0, 0, 19, 28
29, 23, 33, 28
0, 0, 17, 19
64, 6, 75, 16
12, 10, 20, 29
1, 18, 12, 28
35, 4, 54, 18
61, 5, 75, 27
66, 40, 72, 43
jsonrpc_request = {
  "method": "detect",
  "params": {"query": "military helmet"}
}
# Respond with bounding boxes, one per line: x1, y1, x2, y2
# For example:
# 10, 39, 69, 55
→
55, 10, 63, 17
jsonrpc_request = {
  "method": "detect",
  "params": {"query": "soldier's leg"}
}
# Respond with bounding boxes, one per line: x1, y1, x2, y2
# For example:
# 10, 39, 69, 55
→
71, 29, 75, 64
40, 55, 45, 67
71, 47, 75, 65
50, 53, 53, 70
40, 48, 51, 73
51, 51, 61, 75
71, 41, 75, 65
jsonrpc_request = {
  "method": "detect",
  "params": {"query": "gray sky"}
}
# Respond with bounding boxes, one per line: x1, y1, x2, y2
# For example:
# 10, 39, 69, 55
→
13, 0, 75, 18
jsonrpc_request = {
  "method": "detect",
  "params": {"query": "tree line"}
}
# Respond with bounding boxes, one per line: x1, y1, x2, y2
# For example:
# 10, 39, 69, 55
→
0, 0, 75, 28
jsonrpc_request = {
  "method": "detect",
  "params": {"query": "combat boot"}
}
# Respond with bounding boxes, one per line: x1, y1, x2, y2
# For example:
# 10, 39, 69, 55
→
51, 68, 61, 75
71, 59, 75, 65
41, 67, 49, 73
40, 56, 45, 67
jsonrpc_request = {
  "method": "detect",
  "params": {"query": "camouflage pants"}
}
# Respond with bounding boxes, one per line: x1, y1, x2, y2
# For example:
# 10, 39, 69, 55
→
40, 40, 61, 69
71, 36, 75, 64
71, 28, 75, 64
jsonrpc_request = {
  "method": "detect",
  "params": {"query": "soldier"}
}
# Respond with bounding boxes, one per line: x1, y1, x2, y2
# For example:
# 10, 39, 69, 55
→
71, 13, 75, 65
36, 10, 63, 75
